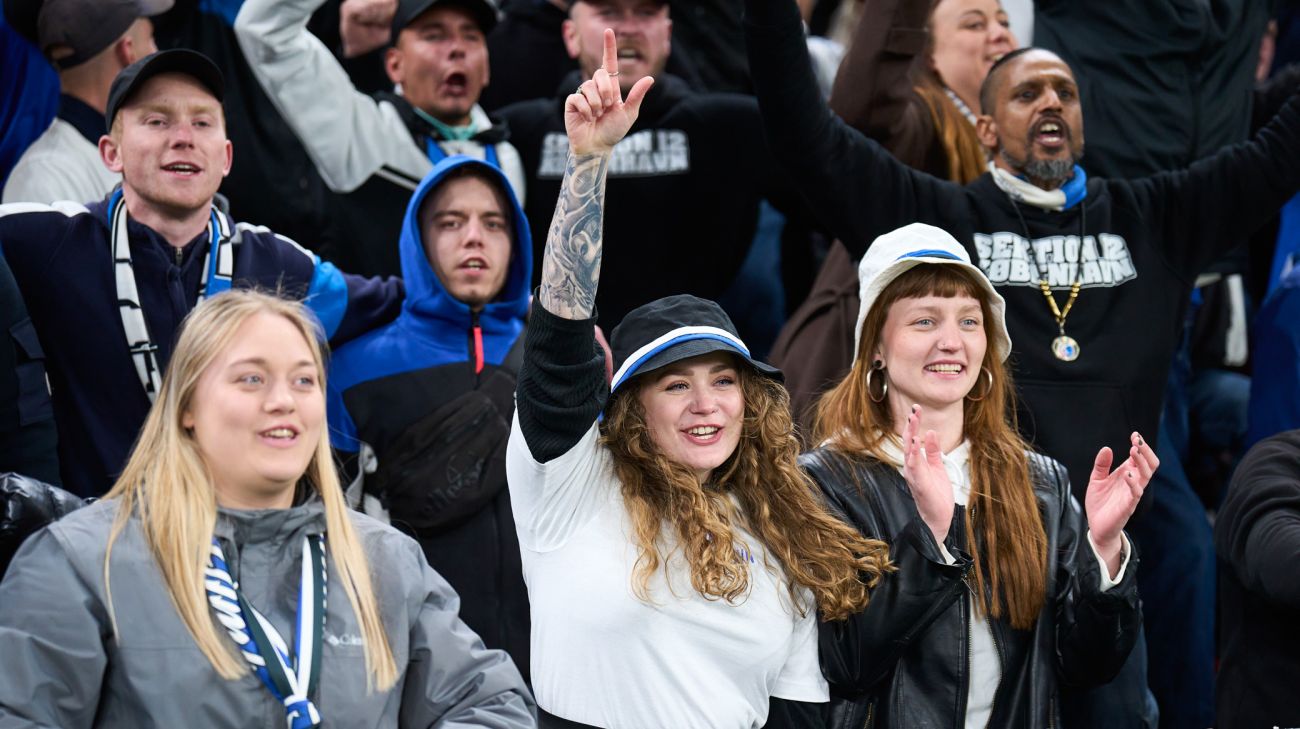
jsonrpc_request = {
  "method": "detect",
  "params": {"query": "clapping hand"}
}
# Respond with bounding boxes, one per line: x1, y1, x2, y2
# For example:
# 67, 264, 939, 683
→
902, 405, 956, 547
1084, 432, 1158, 577
564, 29, 655, 156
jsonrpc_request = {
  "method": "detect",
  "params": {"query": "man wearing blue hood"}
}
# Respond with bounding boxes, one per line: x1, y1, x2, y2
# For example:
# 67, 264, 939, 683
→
328, 154, 532, 682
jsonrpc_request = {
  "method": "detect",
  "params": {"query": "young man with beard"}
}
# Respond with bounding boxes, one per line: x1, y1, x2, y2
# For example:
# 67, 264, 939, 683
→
326, 155, 532, 683
0, 50, 403, 499
234, 0, 525, 278
496, 0, 806, 333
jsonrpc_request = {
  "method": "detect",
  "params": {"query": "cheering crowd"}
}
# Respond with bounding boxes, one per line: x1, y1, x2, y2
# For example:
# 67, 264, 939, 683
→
1, 0, 1299, 727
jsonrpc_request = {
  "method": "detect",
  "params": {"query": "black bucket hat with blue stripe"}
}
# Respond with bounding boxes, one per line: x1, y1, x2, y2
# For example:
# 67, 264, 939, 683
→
608, 294, 782, 395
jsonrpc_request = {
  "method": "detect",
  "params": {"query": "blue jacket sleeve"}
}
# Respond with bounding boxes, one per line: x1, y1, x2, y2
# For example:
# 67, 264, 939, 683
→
304, 259, 403, 346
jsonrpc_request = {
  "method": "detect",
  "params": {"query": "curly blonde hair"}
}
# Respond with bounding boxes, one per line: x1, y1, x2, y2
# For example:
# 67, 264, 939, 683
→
600, 361, 893, 621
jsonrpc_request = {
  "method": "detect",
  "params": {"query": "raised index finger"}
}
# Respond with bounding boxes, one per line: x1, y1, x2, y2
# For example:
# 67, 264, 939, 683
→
603, 28, 619, 75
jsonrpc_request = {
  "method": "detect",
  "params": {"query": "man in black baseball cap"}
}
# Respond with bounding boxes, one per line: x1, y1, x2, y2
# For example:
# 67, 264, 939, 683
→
391, 0, 498, 39
0, 48, 405, 498
2, 0, 170, 204
103, 48, 224, 129
233, 0, 524, 279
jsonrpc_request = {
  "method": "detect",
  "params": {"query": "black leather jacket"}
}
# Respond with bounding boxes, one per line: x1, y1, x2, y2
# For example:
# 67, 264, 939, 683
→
800, 448, 1142, 729
0, 472, 85, 578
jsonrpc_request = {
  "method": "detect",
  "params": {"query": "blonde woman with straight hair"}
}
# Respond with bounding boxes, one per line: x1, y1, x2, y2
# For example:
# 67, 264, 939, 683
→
803, 223, 1155, 728
0, 290, 535, 729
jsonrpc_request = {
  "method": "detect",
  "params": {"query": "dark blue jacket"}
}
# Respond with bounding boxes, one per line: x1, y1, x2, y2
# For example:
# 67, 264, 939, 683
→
0, 199, 402, 498
0, 248, 57, 484
1248, 266, 1300, 447
326, 155, 532, 682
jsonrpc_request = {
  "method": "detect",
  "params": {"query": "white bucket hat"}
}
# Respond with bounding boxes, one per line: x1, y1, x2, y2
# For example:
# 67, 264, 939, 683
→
852, 223, 1013, 363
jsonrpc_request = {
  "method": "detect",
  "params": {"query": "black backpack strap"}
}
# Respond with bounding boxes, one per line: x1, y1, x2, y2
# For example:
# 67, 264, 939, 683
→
499, 325, 527, 378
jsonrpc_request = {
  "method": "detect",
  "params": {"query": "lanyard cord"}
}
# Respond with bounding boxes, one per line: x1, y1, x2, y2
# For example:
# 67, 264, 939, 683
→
107, 190, 234, 400
207, 534, 327, 729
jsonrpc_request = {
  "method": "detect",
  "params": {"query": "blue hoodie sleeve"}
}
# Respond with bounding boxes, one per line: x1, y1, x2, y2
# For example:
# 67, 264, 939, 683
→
304, 258, 404, 346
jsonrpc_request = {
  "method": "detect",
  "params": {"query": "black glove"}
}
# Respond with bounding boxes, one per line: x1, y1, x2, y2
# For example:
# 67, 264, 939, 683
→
0, 473, 87, 579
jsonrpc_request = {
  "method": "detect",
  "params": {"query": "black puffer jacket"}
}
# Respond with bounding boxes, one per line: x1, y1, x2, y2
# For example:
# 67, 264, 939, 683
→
0, 473, 84, 578
800, 449, 1142, 728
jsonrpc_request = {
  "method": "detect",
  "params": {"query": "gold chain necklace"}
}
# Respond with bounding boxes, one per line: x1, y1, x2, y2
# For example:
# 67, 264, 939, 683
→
1010, 197, 1085, 362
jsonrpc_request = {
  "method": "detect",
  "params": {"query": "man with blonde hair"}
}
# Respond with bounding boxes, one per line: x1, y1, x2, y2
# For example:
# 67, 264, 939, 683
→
0, 50, 402, 498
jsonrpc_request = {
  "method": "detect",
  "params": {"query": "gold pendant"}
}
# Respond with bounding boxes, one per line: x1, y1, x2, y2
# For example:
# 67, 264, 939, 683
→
1052, 335, 1080, 362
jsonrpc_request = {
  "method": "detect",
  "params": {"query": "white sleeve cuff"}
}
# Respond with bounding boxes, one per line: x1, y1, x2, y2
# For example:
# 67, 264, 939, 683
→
1088, 531, 1131, 592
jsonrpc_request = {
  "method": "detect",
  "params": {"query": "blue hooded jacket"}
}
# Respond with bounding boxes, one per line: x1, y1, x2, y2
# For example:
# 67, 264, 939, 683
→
327, 155, 533, 453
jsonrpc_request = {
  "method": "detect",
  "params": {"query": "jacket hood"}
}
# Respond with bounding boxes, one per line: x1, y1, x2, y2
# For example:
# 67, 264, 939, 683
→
398, 155, 532, 326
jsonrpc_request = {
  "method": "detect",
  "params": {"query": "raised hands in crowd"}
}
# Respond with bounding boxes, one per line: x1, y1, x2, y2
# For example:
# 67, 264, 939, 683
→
5, 0, 1300, 725
339, 0, 397, 58
564, 29, 654, 156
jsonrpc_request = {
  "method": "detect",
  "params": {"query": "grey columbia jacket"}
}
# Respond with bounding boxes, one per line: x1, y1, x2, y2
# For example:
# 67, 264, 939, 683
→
0, 497, 536, 728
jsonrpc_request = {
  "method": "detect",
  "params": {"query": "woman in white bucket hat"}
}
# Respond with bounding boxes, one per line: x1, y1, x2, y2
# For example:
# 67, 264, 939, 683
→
801, 222, 1156, 728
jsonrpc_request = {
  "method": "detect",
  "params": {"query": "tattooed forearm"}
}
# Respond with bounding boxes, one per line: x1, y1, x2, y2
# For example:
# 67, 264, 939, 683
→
538, 151, 610, 319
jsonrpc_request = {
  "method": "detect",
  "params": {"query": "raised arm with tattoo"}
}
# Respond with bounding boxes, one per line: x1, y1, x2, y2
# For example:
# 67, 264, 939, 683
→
537, 29, 653, 321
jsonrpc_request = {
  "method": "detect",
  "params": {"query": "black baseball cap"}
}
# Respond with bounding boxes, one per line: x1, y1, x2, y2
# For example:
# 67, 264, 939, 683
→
104, 49, 225, 129
391, 0, 498, 38
35, 0, 173, 70
608, 295, 781, 395
570, 0, 670, 10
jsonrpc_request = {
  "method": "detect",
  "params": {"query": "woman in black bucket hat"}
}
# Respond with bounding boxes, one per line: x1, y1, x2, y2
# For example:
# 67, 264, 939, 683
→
504, 29, 892, 729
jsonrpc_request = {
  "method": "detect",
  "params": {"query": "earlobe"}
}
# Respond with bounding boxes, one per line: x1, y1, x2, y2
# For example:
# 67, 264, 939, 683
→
222, 140, 233, 177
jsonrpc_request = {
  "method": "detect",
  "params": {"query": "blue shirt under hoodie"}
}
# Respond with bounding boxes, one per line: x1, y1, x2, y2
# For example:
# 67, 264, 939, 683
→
0, 198, 404, 498
327, 155, 533, 455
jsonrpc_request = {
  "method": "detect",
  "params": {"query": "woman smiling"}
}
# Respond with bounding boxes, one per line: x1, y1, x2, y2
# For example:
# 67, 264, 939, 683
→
506, 30, 890, 729
803, 223, 1152, 728
0, 291, 534, 728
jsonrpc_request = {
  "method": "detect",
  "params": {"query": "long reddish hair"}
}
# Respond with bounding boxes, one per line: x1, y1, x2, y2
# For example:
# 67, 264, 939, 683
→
814, 265, 1048, 629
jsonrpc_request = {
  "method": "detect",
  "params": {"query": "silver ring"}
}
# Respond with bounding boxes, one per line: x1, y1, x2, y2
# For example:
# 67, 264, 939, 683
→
606, 70, 620, 78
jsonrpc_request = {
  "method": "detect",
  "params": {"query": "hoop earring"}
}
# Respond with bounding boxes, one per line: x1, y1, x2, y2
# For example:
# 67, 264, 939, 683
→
866, 360, 888, 403
966, 368, 994, 402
